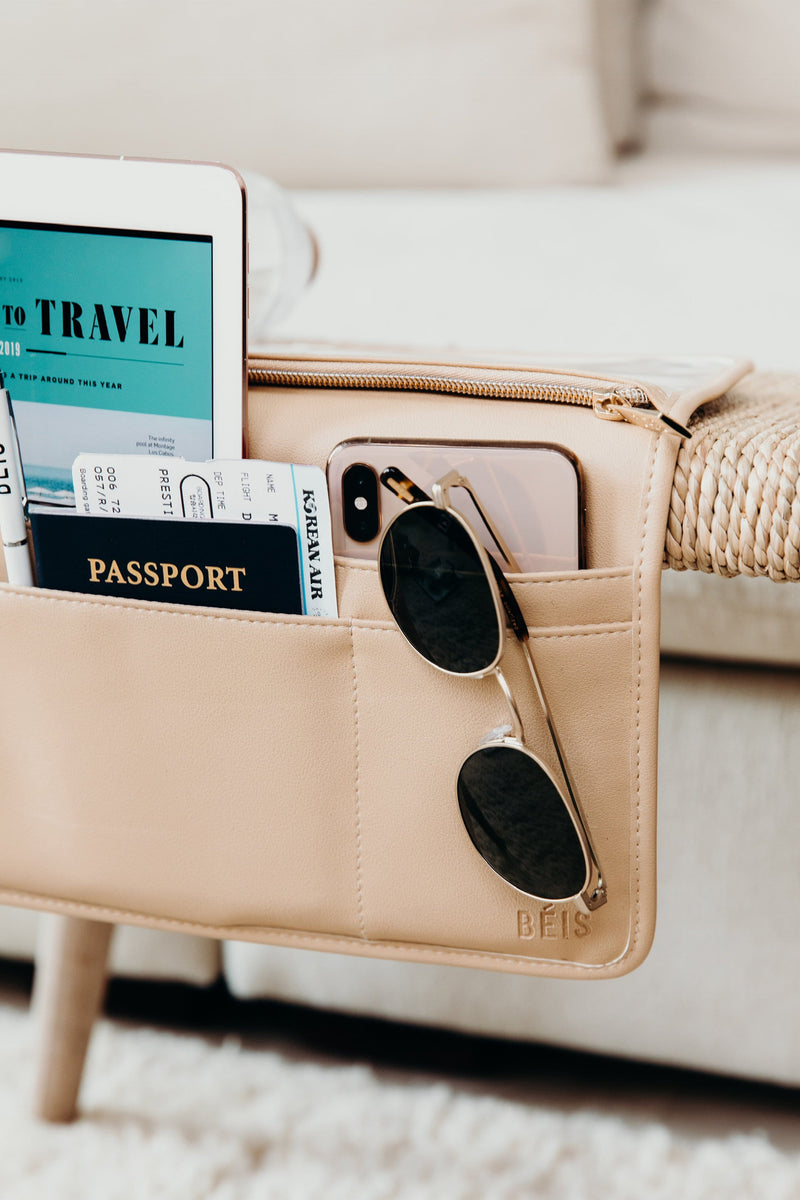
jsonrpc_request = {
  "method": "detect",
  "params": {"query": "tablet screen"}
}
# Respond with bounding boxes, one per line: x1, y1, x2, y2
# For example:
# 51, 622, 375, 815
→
0, 220, 213, 505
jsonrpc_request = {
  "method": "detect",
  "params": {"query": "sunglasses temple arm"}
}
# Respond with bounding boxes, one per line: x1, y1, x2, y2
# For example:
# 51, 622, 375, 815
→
491, 563, 580, 809
487, 557, 529, 640
519, 635, 606, 910
490, 562, 606, 910
449, 479, 521, 573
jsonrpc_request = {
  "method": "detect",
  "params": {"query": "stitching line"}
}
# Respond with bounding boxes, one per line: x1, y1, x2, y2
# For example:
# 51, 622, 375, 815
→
509, 573, 633, 586
350, 624, 367, 939
0, 888, 623, 975
528, 626, 631, 640
4, 592, 631, 640
337, 562, 633, 584
355, 625, 632, 640
627, 434, 661, 969
0, 587, 391, 633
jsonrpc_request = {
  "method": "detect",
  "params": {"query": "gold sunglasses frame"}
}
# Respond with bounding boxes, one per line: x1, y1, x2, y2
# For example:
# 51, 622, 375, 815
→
378, 469, 606, 914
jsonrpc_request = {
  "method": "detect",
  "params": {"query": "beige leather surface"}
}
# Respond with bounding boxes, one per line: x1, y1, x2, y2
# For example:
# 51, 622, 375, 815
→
0, 353, 749, 978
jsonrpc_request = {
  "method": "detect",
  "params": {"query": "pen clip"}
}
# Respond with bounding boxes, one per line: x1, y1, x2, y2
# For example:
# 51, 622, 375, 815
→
0, 374, 29, 512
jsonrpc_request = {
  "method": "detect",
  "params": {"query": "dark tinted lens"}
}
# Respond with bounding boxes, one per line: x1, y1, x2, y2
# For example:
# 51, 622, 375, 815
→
457, 744, 587, 900
379, 505, 501, 674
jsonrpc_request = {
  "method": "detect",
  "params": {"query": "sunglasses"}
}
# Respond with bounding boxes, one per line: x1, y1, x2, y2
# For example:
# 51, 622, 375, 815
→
378, 468, 606, 914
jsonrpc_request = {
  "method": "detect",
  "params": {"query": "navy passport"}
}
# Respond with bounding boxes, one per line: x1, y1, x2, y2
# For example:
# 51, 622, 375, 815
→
29, 512, 303, 614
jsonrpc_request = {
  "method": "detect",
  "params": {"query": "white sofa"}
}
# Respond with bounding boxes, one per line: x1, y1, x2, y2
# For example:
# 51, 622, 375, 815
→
3, 0, 800, 1086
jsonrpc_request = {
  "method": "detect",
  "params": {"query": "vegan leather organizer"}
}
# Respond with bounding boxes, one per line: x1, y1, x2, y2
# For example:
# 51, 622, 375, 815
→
0, 349, 751, 978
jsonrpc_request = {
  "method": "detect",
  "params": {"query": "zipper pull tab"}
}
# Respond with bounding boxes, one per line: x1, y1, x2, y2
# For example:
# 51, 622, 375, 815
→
593, 387, 692, 440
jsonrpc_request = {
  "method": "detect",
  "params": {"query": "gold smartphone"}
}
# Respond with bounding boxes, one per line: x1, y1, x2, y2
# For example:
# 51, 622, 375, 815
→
327, 437, 584, 573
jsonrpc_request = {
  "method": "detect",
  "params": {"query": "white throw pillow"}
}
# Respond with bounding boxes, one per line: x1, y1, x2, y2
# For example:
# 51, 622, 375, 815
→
644, 0, 800, 153
0, 0, 612, 186
597, 0, 642, 148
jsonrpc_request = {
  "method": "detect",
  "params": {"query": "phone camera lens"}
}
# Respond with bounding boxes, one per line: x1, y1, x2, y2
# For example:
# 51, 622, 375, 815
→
343, 463, 381, 542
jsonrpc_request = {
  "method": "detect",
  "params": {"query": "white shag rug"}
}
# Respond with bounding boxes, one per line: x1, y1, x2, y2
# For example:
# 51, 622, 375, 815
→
0, 1004, 798, 1200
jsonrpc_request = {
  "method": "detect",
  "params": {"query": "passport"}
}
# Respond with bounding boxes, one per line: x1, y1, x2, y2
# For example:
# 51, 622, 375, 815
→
29, 511, 304, 615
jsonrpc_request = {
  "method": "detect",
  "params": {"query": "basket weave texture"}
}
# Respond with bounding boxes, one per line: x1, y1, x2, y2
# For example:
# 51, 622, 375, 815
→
666, 373, 800, 581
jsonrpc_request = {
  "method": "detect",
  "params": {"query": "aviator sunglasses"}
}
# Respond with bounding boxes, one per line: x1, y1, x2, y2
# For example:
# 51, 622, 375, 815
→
378, 468, 606, 913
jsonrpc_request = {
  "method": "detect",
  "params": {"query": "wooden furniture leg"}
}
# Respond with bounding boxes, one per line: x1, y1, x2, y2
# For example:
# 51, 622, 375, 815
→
31, 914, 114, 1122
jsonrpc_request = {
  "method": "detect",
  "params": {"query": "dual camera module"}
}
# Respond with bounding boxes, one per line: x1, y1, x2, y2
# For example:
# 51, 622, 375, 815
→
342, 462, 381, 543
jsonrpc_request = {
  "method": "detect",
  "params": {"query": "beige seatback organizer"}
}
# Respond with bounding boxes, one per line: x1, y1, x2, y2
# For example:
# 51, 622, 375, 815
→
0, 349, 751, 982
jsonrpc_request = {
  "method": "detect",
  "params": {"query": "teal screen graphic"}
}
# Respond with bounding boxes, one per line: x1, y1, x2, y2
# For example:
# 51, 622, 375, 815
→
0, 222, 213, 503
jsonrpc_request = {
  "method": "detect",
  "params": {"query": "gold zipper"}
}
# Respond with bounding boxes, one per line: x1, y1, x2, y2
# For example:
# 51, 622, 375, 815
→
247, 360, 691, 439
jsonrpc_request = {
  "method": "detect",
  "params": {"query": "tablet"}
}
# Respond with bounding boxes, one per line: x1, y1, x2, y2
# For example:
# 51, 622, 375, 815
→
0, 150, 246, 505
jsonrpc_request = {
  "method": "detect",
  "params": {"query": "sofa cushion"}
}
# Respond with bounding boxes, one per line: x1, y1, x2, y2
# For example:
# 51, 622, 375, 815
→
0, 0, 612, 186
644, 0, 800, 153
597, 0, 642, 148
279, 155, 800, 371
661, 570, 800, 666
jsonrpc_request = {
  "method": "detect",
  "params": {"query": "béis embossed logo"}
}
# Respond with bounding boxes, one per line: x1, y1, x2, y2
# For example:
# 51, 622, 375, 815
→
517, 906, 591, 940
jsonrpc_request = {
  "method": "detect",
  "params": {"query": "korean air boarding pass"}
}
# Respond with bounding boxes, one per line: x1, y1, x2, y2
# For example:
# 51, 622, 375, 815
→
72, 454, 338, 618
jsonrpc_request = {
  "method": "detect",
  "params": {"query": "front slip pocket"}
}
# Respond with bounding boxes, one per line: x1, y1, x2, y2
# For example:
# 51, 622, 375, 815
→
350, 566, 638, 971
0, 559, 643, 976
0, 585, 362, 934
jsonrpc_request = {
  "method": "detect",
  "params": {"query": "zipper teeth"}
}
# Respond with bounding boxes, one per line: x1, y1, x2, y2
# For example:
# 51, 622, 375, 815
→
247, 367, 643, 408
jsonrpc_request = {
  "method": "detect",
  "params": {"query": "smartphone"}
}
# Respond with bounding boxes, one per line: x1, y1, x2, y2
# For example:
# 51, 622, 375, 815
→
0, 150, 246, 506
327, 438, 584, 573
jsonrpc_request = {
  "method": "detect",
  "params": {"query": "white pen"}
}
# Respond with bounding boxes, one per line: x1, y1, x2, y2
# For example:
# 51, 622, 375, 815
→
0, 372, 35, 586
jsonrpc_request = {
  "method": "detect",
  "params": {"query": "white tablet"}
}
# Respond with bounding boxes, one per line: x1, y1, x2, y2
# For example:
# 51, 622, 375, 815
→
0, 150, 246, 505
